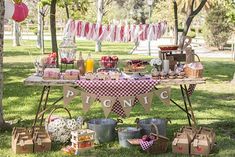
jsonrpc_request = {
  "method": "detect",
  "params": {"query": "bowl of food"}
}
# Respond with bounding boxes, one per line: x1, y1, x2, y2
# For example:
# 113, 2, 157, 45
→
123, 60, 149, 72
100, 56, 118, 69
158, 45, 179, 51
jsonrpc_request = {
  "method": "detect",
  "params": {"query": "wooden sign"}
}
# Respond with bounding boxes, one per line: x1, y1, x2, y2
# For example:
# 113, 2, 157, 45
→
137, 92, 154, 112
154, 87, 171, 105
119, 96, 135, 117
100, 96, 116, 118
63, 86, 79, 105
81, 92, 97, 113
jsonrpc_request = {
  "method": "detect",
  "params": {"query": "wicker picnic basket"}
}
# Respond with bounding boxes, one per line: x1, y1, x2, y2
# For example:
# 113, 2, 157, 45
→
45, 107, 78, 143
145, 124, 169, 154
184, 54, 203, 78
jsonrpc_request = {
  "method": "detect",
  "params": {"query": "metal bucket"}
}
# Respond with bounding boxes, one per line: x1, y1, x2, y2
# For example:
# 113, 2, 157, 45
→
118, 127, 141, 148
136, 118, 168, 136
87, 118, 122, 143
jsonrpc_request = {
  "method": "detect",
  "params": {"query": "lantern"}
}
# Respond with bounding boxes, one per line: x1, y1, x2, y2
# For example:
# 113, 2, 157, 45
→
12, 2, 29, 22
4, 0, 15, 20
59, 37, 77, 65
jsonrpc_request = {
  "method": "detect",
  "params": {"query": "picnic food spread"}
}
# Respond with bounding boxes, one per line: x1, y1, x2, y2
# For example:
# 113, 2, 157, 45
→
19, 42, 210, 156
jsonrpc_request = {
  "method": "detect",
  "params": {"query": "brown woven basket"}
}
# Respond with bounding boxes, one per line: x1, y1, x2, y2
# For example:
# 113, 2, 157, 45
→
145, 123, 169, 154
184, 54, 203, 78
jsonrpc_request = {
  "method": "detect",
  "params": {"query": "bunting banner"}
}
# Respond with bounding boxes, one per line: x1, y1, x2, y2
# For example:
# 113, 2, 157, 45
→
63, 86, 171, 116
119, 96, 136, 117
65, 19, 167, 42
137, 92, 154, 112
100, 96, 117, 118
154, 87, 171, 105
81, 92, 97, 113
63, 86, 80, 106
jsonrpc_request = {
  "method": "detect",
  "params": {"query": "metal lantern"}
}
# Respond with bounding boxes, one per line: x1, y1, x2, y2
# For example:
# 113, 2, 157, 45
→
59, 37, 77, 64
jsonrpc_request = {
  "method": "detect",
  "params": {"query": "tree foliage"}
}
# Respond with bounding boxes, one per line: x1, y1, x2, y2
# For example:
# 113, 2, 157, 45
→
203, 1, 235, 49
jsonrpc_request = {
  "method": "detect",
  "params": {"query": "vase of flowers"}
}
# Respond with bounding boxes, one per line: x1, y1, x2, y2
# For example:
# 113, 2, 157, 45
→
150, 58, 162, 77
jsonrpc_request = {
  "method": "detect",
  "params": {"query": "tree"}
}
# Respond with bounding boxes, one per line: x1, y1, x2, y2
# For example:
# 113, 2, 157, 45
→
131, 0, 148, 24
95, 0, 104, 52
0, 0, 5, 127
37, 5, 49, 54
203, 1, 235, 49
95, 0, 112, 52
177, 0, 207, 49
177, 0, 212, 14
12, 21, 21, 46
50, 0, 59, 67
0, 0, 10, 130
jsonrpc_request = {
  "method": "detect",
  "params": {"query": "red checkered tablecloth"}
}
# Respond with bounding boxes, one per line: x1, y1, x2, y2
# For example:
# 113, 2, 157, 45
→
76, 79, 158, 116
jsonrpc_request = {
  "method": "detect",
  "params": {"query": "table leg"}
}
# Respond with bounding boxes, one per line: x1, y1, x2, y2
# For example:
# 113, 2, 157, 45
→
180, 85, 192, 126
32, 86, 50, 129
183, 84, 196, 125
40, 86, 51, 126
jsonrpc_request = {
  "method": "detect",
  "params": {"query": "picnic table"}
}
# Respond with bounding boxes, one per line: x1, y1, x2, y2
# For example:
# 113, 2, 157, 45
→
24, 75, 206, 127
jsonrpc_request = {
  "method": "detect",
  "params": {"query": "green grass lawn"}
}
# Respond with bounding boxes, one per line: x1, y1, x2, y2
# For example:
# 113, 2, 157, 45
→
1, 40, 235, 157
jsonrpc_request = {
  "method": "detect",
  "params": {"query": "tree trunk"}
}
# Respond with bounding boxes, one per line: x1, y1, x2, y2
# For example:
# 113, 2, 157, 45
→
37, 5, 42, 49
0, 0, 5, 126
41, 14, 45, 54
65, 2, 70, 19
173, 0, 178, 45
179, 0, 207, 49
13, 21, 20, 46
50, 0, 59, 67
95, 0, 103, 52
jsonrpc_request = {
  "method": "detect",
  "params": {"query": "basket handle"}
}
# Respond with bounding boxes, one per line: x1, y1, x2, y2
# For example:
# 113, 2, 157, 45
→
150, 123, 159, 135
46, 106, 72, 128
186, 53, 201, 63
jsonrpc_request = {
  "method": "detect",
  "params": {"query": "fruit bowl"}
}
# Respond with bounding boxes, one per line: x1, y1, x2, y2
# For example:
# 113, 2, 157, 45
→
158, 45, 179, 51
100, 56, 118, 69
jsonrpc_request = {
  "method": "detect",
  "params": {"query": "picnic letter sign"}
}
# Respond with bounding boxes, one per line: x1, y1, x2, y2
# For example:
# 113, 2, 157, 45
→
81, 92, 97, 113
63, 86, 171, 117
100, 96, 116, 118
63, 86, 79, 105
119, 96, 135, 117
137, 92, 154, 112
154, 87, 171, 105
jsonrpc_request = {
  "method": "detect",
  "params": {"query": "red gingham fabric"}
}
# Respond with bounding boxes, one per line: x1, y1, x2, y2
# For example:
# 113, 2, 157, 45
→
76, 79, 158, 117
187, 84, 197, 96
140, 139, 154, 150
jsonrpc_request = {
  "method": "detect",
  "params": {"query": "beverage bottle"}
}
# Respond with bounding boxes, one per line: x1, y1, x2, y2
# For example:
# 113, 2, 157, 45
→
77, 52, 85, 76
85, 52, 94, 73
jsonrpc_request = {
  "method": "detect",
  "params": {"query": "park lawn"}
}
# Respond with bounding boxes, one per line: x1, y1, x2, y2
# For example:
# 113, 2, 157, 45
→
0, 40, 235, 157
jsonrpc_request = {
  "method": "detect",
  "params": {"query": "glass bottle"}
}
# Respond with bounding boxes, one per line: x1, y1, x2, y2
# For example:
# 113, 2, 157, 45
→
85, 52, 94, 73
77, 52, 85, 76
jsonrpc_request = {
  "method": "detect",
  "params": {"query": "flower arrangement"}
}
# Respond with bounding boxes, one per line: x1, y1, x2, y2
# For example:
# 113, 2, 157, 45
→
46, 52, 57, 66
150, 58, 162, 70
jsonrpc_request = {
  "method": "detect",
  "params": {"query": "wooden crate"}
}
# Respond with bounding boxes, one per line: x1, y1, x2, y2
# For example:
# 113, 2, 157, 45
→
12, 128, 34, 154
33, 128, 51, 153
71, 129, 95, 152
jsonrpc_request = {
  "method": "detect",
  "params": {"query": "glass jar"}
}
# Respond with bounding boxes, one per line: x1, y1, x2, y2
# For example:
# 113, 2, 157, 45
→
59, 37, 77, 64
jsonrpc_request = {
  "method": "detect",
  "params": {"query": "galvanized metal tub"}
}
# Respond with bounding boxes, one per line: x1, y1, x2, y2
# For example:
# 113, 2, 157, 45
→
136, 118, 168, 136
118, 127, 141, 148
88, 118, 122, 143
